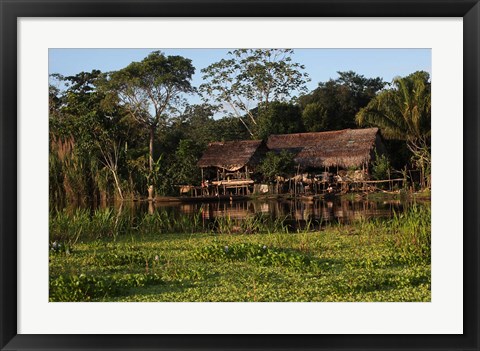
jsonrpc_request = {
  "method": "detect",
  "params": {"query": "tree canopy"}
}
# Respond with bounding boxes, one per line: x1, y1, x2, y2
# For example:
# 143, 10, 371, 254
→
107, 51, 195, 198
356, 71, 431, 187
299, 71, 386, 132
109, 51, 195, 129
48, 50, 432, 205
255, 101, 304, 140
356, 71, 431, 142
200, 49, 309, 136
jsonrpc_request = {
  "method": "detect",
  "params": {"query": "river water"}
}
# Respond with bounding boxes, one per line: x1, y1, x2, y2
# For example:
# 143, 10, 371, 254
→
101, 196, 420, 225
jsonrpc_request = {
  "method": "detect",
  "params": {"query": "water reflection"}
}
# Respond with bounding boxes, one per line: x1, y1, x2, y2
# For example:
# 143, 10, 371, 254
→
114, 198, 408, 224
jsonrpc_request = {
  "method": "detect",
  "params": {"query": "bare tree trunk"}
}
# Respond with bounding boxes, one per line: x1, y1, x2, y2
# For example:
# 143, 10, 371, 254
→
148, 126, 155, 201
111, 170, 124, 200
149, 127, 154, 173
148, 185, 154, 202
99, 141, 124, 201
148, 199, 155, 214
407, 137, 430, 191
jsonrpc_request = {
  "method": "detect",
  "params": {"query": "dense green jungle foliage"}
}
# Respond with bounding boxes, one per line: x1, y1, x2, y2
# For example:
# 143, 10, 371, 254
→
49, 50, 431, 205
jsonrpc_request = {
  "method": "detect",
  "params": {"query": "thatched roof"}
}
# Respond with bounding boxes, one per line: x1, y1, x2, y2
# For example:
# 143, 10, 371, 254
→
197, 140, 266, 171
267, 128, 384, 169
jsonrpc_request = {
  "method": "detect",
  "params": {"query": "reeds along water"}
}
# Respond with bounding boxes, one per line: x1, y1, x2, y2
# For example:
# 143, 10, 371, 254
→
49, 204, 431, 302
389, 204, 431, 263
49, 203, 430, 262
49, 207, 290, 245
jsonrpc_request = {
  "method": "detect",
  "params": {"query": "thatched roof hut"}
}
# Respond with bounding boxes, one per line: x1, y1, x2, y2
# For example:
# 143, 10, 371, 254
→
267, 128, 385, 169
197, 140, 267, 171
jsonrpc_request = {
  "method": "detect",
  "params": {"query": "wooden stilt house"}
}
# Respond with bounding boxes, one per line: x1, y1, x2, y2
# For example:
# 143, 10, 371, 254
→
267, 128, 385, 172
267, 128, 387, 192
197, 140, 268, 196
196, 128, 389, 196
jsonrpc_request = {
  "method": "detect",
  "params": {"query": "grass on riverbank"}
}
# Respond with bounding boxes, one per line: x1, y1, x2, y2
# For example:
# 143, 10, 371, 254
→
49, 205, 430, 302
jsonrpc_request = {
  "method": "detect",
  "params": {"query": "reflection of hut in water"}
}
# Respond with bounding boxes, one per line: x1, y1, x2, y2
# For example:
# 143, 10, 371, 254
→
197, 140, 268, 196
201, 201, 252, 220
267, 128, 386, 193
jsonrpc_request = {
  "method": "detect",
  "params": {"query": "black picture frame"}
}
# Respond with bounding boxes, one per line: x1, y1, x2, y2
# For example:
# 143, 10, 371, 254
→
1, 1, 479, 350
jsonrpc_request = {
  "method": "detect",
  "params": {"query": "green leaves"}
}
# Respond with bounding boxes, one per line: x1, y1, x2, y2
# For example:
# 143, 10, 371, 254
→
255, 101, 303, 140
49, 205, 431, 302
355, 71, 431, 189
298, 71, 386, 132
258, 150, 295, 182
200, 49, 309, 135
356, 71, 431, 142
195, 242, 315, 272
301, 102, 328, 132
167, 139, 202, 186
49, 273, 163, 302
371, 151, 391, 181
103, 51, 197, 198
109, 51, 195, 128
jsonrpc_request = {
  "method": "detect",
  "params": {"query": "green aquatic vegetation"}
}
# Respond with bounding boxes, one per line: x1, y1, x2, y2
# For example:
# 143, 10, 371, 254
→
195, 242, 322, 272
388, 205, 431, 264
49, 272, 163, 302
49, 208, 135, 245
49, 209, 87, 248
213, 213, 291, 235
49, 205, 431, 302
137, 210, 205, 235
93, 251, 159, 267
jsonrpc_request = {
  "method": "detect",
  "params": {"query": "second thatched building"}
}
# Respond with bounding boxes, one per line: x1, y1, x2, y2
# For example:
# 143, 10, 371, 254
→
267, 128, 386, 174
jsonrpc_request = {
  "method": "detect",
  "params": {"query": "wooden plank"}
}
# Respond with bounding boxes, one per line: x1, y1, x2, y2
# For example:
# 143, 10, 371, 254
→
337, 178, 404, 184
212, 180, 254, 186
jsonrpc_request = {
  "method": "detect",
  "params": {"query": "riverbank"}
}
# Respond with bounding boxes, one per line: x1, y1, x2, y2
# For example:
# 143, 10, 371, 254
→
49, 205, 430, 302
145, 189, 431, 204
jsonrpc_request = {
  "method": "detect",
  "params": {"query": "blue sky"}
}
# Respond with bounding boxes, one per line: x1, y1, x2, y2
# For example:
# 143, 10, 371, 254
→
49, 48, 431, 107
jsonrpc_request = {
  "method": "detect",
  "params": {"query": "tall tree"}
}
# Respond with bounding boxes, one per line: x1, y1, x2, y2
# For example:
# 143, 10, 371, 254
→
108, 51, 195, 200
299, 71, 386, 132
255, 101, 304, 140
168, 140, 202, 187
356, 71, 431, 141
176, 104, 219, 148
212, 116, 251, 142
336, 71, 386, 106
200, 49, 309, 136
356, 71, 431, 188
50, 70, 133, 202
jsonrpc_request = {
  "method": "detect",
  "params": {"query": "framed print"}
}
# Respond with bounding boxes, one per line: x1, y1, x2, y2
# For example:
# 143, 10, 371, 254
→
1, 0, 479, 350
